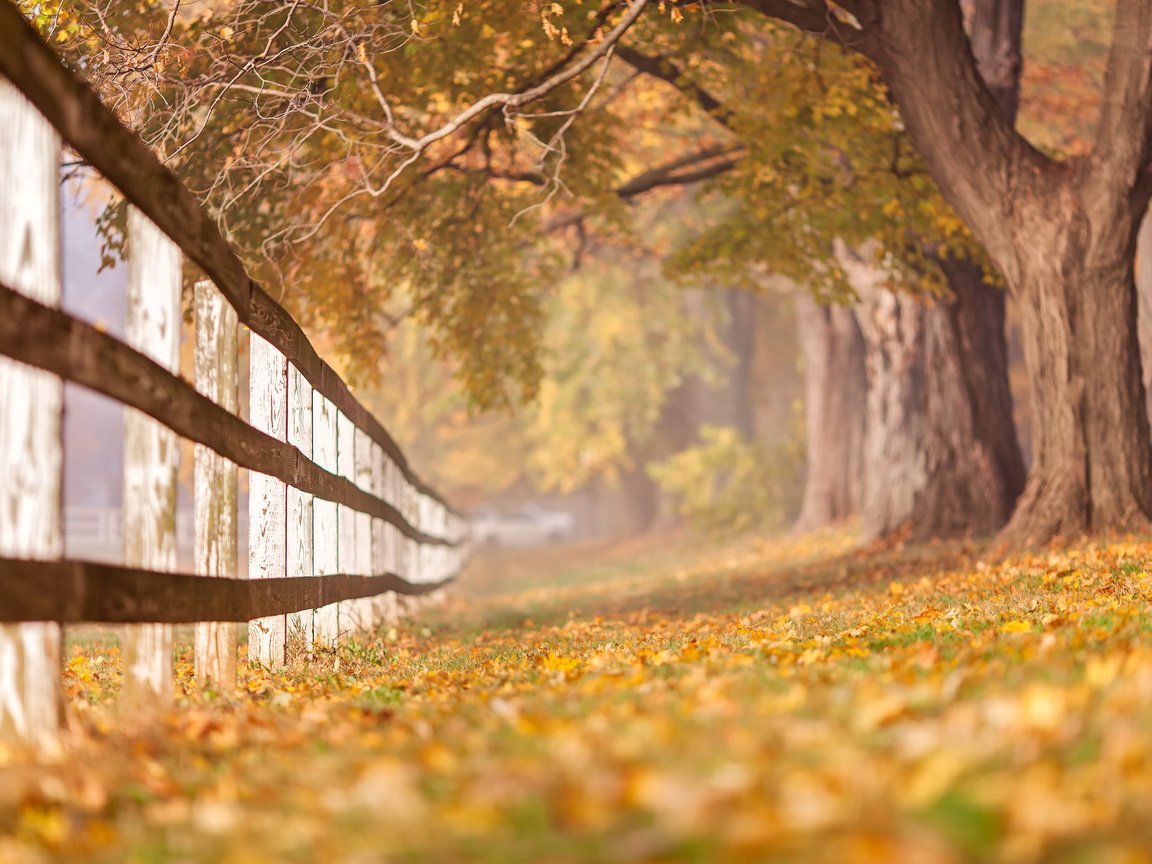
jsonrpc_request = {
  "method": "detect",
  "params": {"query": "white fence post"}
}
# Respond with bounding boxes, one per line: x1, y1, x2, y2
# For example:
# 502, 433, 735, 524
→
122, 208, 181, 710
353, 428, 374, 632
0, 81, 64, 745
371, 443, 396, 625
336, 411, 358, 635
312, 394, 339, 651
249, 334, 288, 669
287, 364, 314, 659
193, 280, 239, 689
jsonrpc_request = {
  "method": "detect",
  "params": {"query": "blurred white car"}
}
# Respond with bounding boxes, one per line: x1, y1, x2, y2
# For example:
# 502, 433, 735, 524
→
471, 504, 575, 546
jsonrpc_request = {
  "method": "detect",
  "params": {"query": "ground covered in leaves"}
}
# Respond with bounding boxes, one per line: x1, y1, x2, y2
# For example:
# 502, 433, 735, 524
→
6, 530, 1152, 862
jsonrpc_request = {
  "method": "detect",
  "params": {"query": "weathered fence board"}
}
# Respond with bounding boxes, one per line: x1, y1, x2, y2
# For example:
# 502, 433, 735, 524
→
337, 410, 360, 634
249, 334, 288, 669
0, 79, 63, 745
286, 364, 315, 654
313, 394, 340, 649
370, 443, 395, 625
353, 428, 375, 631
122, 208, 180, 710
193, 281, 239, 688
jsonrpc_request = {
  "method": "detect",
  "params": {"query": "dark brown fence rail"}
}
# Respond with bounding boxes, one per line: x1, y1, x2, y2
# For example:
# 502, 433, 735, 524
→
0, 559, 454, 625
0, 281, 456, 547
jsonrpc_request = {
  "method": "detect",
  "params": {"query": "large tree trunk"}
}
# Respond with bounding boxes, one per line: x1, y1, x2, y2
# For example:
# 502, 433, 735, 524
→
839, 243, 1024, 541
999, 200, 1152, 543
794, 294, 867, 532
864, 0, 1152, 544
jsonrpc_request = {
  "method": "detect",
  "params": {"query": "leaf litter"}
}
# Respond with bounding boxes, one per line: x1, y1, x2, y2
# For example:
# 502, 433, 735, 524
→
4, 530, 1152, 862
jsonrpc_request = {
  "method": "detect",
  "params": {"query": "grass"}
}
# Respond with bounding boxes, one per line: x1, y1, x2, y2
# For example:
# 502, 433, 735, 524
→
5, 528, 1152, 862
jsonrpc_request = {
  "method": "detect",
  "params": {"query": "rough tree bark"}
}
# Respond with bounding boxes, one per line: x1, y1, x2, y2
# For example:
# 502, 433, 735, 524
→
838, 244, 1024, 541
1003, 203, 1152, 541
843, 244, 1022, 541
793, 294, 867, 532
936, 255, 1027, 524
969, 0, 1024, 121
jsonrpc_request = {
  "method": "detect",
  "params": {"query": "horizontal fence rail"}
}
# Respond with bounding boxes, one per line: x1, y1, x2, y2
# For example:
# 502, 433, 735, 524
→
0, 0, 471, 744
0, 281, 460, 547
0, 559, 455, 624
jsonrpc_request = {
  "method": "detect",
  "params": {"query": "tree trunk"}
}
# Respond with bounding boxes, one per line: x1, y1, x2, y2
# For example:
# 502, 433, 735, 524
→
936, 255, 1026, 520
861, 0, 1152, 545
1136, 208, 1152, 427
793, 294, 867, 532
999, 200, 1152, 544
617, 461, 661, 535
839, 243, 1024, 541
725, 288, 758, 441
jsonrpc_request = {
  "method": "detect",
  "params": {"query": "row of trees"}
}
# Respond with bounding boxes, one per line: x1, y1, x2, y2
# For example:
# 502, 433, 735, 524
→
784, 0, 1152, 546
27, 0, 1152, 545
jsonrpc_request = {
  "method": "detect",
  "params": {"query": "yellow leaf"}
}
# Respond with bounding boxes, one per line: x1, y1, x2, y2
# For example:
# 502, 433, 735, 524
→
1000, 620, 1032, 634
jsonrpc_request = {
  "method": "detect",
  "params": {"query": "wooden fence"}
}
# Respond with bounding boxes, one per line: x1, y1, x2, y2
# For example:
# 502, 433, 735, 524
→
0, 2, 469, 745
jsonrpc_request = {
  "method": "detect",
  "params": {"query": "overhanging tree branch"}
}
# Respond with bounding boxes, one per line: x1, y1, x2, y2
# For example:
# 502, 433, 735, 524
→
360, 0, 652, 155
540, 143, 745, 234
439, 142, 743, 197
616, 144, 743, 197
733, 0, 873, 56
615, 45, 735, 129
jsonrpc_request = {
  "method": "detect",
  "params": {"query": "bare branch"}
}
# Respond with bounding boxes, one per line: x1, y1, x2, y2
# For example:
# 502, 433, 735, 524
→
361, 0, 652, 154
616, 144, 744, 197
146, 0, 182, 70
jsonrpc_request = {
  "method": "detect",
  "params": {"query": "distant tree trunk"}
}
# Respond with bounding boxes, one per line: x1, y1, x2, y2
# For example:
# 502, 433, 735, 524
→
725, 288, 758, 441
617, 462, 661, 535
936, 255, 1026, 520
675, 287, 760, 442
793, 294, 867, 532
969, 0, 1024, 121
839, 243, 1023, 541
1136, 209, 1152, 427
